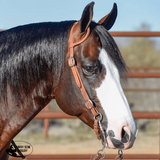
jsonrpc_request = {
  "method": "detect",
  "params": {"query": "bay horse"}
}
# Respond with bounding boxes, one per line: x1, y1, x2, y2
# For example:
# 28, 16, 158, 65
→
0, 2, 138, 160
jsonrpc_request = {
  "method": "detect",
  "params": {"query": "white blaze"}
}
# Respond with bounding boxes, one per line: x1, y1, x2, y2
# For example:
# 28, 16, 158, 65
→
95, 48, 137, 145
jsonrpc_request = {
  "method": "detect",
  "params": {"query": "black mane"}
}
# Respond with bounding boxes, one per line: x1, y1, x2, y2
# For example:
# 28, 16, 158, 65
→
0, 20, 127, 105
94, 25, 128, 76
0, 21, 75, 104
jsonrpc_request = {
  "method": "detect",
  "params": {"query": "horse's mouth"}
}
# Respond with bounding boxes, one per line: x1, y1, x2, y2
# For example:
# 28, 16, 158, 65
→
106, 137, 124, 149
104, 130, 138, 150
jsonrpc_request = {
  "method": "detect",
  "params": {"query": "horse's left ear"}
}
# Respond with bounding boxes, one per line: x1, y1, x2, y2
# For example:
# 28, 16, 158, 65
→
98, 3, 117, 30
80, 2, 94, 33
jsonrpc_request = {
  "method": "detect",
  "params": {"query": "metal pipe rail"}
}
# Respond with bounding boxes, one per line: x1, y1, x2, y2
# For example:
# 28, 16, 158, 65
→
126, 72, 160, 78
34, 110, 160, 119
129, 67, 160, 71
111, 31, 160, 37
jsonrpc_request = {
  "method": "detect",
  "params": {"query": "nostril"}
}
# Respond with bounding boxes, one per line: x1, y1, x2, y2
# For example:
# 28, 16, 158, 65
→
108, 130, 115, 138
121, 127, 129, 143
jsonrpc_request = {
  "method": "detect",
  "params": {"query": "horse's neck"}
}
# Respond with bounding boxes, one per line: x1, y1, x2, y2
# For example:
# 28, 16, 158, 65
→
0, 21, 76, 150
0, 84, 53, 151
0, 43, 65, 140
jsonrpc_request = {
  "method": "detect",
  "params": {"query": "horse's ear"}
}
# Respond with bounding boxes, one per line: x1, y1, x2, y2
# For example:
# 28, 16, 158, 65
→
98, 3, 117, 30
80, 2, 94, 33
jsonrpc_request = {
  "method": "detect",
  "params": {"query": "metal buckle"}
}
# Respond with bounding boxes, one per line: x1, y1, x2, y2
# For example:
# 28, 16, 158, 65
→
85, 99, 93, 109
94, 113, 102, 121
68, 57, 75, 67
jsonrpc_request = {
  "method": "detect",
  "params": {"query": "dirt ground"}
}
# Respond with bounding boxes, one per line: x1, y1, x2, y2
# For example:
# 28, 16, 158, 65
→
15, 133, 159, 155
32, 142, 159, 155
13, 123, 160, 157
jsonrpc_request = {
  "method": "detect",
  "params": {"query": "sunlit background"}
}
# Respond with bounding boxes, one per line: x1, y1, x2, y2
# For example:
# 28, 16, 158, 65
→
0, 0, 160, 157
0, 0, 160, 31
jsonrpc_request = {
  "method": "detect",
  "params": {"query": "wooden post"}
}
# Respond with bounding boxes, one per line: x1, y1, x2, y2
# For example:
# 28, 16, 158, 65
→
159, 122, 160, 160
44, 104, 49, 139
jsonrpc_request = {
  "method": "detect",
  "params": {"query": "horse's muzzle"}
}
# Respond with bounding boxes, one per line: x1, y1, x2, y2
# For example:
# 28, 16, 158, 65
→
105, 125, 138, 149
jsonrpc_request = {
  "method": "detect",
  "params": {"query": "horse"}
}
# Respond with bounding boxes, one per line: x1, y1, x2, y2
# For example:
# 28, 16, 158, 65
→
0, 2, 138, 159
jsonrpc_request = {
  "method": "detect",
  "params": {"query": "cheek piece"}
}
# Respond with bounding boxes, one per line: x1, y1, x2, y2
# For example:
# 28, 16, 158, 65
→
68, 22, 105, 139
68, 22, 124, 160
68, 22, 107, 160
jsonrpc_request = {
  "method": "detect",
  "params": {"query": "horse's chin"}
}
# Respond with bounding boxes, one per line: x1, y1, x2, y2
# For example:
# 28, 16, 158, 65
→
104, 135, 136, 150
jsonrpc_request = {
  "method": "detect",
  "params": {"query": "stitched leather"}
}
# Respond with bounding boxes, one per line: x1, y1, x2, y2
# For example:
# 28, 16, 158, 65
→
68, 22, 102, 140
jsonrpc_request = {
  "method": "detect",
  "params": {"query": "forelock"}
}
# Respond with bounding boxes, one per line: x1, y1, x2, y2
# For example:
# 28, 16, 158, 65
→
94, 25, 128, 76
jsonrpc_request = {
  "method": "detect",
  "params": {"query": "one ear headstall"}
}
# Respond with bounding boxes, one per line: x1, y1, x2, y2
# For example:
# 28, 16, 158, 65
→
68, 22, 106, 160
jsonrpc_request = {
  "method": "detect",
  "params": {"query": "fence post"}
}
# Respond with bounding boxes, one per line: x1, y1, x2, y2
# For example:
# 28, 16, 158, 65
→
44, 104, 49, 139
159, 120, 160, 160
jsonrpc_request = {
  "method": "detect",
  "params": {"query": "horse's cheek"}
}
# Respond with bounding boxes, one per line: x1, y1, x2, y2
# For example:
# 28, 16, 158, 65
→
54, 69, 79, 116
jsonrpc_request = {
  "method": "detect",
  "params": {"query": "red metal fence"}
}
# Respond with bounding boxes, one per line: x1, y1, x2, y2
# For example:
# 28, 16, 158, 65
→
10, 31, 160, 159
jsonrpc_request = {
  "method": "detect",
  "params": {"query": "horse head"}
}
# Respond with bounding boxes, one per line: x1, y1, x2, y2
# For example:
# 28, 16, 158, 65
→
55, 2, 138, 150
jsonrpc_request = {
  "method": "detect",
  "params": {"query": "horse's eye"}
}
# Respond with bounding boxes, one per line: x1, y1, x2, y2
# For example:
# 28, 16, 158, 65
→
83, 66, 95, 75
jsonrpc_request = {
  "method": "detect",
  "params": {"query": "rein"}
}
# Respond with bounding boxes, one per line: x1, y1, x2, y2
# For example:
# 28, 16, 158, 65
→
68, 22, 106, 160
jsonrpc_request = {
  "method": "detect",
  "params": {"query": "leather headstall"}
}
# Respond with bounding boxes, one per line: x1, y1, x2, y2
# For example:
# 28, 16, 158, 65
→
68, 22, 105, 141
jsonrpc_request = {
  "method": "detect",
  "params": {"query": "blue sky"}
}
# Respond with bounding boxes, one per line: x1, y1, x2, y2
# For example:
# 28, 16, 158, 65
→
0, 0, 159, 31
